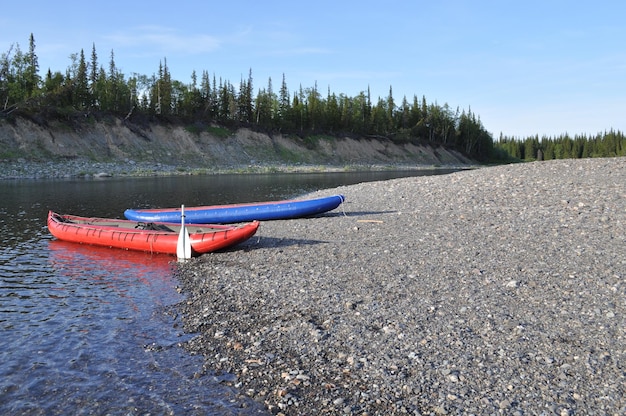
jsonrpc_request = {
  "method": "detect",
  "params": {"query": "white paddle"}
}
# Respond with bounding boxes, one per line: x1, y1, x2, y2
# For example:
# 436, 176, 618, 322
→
176, 204, 192, 260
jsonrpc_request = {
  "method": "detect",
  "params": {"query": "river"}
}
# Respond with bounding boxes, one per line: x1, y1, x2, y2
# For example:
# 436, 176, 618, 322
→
0, 170, 455, 414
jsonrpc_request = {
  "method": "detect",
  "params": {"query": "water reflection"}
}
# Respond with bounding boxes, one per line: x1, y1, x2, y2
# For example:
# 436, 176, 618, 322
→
48, 239, 175, 288
47, 240, 176, 315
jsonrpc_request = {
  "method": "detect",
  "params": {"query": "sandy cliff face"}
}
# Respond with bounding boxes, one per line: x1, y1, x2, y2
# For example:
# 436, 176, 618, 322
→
0, 116, 472, 167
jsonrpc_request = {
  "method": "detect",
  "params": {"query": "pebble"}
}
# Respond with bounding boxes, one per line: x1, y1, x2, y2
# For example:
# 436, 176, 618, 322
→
0, 159, 183, 179
19, 157, 623, 415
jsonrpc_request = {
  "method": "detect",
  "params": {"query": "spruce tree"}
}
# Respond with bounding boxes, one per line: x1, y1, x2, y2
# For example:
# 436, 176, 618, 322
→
25, 33, 40, 97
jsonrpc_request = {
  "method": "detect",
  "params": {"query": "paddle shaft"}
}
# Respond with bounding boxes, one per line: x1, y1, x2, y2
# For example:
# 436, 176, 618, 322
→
177, 204, 192, 259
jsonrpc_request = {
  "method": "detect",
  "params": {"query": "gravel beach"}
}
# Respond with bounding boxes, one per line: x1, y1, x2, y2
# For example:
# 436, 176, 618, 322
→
174, 157, 625, 415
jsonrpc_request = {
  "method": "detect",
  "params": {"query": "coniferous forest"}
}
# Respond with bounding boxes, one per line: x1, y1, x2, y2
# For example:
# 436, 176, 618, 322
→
1, 34, 624, 163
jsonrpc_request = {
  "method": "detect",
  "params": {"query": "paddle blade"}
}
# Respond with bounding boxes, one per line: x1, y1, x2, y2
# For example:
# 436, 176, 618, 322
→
177, 204, 192, 260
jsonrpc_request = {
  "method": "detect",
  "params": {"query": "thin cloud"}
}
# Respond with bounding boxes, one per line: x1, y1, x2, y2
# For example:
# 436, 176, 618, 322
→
262, 47, 332, 57
312, 70, 400, 81
104, 26, 220, 55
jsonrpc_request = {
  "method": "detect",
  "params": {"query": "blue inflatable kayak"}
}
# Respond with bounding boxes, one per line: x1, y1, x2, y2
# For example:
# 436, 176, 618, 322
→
124, 194, 345, 224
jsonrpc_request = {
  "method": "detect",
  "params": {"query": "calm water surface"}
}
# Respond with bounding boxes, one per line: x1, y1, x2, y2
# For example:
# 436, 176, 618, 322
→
0, 170, 454, 414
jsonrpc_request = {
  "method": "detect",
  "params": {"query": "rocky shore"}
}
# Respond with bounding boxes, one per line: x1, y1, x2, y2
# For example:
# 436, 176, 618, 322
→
0, 159, 184, 180
174, 157, 625, 415
0, 158, 454, 180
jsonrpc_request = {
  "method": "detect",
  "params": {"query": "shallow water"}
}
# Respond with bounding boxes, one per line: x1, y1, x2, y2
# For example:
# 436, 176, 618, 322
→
0, 170, 454, 414
1, 215, 263, 414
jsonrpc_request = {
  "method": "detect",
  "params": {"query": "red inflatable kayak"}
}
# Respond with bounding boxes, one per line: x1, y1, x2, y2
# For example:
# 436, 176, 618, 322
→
47, 211, 259, 257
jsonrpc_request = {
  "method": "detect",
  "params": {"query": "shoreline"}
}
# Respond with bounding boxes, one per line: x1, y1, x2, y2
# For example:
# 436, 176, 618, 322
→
0, 158, 471, 180
174, 157, 625, 415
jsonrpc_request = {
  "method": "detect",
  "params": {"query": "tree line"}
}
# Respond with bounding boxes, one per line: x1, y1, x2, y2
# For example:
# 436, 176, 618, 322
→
2, 34, 623, 163
1, 34, 496, 160
495, 130, 626, 161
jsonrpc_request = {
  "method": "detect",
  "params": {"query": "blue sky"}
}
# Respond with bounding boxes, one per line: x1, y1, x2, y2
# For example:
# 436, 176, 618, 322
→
2, 1, 624, 138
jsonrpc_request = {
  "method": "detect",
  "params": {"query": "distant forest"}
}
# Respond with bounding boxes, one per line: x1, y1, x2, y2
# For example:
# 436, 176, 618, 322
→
1, 34, 624, 162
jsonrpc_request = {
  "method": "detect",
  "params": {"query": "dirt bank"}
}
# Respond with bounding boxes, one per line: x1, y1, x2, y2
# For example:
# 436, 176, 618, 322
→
0, 115, 472, 170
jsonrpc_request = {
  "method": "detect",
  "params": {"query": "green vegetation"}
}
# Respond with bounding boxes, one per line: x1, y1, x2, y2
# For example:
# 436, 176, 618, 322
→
205, 126, 232, 138
2, 34, 623, 164
495, 130, 626, 161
